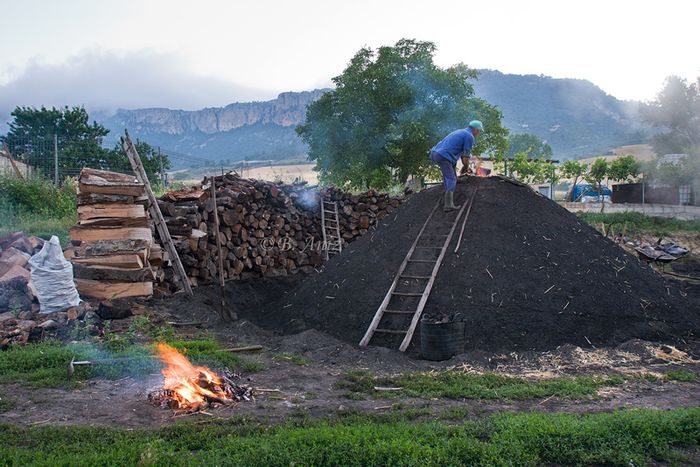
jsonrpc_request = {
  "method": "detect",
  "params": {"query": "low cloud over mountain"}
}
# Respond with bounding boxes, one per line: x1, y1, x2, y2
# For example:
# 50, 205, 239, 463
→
0, 50, 275, 122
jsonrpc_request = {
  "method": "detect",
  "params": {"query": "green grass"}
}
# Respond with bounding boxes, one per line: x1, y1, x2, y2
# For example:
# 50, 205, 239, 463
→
0, 174, 77, 244
666, 370, 698, 382
0, 213, 76, 245
0, 394, 17, 412
439, 405, 470, 420
0, 408, 699, 465
0, 338, 263, 388
577, 211, 700, 237
337, 369, 624, 401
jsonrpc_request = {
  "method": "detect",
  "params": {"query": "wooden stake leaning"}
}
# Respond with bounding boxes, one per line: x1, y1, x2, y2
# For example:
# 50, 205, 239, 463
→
0, 144, 25, 180
454, 186, 479, 254
121, 130, 193, 296
209, 177, 236, 321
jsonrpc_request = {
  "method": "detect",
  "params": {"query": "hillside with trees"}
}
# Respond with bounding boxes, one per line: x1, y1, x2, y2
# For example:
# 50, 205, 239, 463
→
472, 70, 646, 159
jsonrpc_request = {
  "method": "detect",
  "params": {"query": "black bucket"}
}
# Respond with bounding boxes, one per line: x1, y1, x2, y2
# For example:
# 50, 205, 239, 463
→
420, 320, 466, 361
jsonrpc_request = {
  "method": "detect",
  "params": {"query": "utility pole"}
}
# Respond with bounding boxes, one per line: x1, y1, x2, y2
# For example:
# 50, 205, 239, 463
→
53, 133, 59, 186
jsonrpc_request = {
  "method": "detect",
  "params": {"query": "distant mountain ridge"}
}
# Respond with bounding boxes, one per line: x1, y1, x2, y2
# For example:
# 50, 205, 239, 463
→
101, 90, 325, 135
471, 70, 645, 159
96, 72, 645, 165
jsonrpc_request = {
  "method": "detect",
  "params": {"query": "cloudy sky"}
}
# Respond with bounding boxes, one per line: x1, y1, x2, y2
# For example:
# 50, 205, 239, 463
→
1, 0, 698, 116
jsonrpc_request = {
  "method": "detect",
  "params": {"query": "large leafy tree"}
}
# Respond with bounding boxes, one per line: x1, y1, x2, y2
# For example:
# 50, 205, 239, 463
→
608, 155, 640, 183
1, 106, 114, 179
506, 133, 552, 159
640, 75, 700, 156
297, 39, 507, 189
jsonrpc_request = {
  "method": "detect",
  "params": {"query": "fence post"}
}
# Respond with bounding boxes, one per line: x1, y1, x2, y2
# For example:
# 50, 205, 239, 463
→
158, 147, 167, 187
53, 133, 59, 186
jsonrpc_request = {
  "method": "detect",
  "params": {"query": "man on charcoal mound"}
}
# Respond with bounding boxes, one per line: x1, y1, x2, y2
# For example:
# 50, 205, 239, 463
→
429, 120, 483, 212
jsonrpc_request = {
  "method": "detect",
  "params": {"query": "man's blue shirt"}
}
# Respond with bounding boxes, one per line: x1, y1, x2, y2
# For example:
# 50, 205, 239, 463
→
430, 129, 474, 164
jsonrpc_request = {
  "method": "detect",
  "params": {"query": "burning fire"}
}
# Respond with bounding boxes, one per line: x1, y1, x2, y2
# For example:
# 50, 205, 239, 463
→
153, 343, 232, 410
472, 156, 491, 177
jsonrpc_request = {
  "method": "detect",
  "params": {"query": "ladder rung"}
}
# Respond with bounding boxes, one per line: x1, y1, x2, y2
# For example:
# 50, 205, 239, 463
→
407, 259, 435, 263
375, 328, 407, 334
323, 209, 336, 214
415, 246, 443, 249
400, 275, 431, 279
391, 292, 423, 296
384, 309, 416, 314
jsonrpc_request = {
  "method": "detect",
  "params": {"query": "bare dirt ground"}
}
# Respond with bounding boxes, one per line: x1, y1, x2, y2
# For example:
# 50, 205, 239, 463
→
1, 312, 699, 429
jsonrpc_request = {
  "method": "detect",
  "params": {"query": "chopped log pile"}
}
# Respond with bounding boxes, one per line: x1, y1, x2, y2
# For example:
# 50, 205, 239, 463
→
156, 173, 406, 287
0, 231, 89, 347
65, 169, 163, 299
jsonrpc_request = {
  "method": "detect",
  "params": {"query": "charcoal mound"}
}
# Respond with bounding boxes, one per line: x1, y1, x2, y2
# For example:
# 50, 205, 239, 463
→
256, 176, 700, 352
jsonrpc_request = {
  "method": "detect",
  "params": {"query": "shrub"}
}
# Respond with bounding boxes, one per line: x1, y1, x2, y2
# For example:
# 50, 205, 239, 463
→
0, 174, 76, 218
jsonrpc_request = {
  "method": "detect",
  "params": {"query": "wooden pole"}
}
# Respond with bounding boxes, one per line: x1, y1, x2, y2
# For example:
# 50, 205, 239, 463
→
209, 177, 236, 321
121, 130, 193, 296
454, 186, 479, 254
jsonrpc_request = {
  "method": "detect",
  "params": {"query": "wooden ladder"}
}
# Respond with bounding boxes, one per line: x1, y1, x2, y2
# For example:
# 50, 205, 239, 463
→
320, 200, 342, 260
121, 130, 193, 296
359, 189, 474, 351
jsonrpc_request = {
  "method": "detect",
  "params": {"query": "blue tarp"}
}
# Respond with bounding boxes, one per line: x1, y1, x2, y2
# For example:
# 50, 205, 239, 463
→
572, 184, 612, 201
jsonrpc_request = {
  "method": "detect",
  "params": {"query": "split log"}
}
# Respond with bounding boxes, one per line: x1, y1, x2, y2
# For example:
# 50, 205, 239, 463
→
69, 239, 150, 257
78, 168, 144, 197
74, 279, 153, 299
78, 193, 135, 205
69, 227, 152, 245
71, 254, 144, 269
72, 263, 154, 282
77, 204, 146, 223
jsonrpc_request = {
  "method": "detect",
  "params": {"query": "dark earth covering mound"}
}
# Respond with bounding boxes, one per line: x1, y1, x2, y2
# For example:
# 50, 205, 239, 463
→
254, 176, 700, 352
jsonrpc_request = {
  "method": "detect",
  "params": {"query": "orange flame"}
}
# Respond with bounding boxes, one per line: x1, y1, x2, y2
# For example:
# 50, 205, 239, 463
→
155, 343, 230, 409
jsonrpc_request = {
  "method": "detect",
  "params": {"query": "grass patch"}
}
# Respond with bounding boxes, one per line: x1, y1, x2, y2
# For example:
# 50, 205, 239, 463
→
0, 408, 699, 465
666, 370, 698, 382
0, 338, 263, 388
439, 405, 470, 420
337, 369, 624, 401
0, 394, 17, 412
577, 211, 700, 237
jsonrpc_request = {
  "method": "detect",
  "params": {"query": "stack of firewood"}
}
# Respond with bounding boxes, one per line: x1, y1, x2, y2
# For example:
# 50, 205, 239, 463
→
65, 169, 164, 299
157, 173, 405, 287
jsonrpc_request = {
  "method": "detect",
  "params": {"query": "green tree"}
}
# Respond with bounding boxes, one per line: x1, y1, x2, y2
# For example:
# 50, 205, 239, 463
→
110, 140, 171, 185
1, 106, 112, 179
640, 75, 700, 156
560, 159, 588, 201
608, 155, 640, 183
586, 158, 609, 211
1, 106, 170, 184
506, 133, 553, 159
297, 39, 508, 189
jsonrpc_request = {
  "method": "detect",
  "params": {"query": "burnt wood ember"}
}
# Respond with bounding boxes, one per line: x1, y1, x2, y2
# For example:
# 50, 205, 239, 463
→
147, 368, 254, 411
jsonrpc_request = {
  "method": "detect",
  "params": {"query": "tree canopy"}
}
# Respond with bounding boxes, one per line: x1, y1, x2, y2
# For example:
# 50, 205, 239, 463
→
506, 133, 553, 159
640, 75, 700, 156
608, 155, 640, 183
297, 39, 508, 189
1, 106, 170, 183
